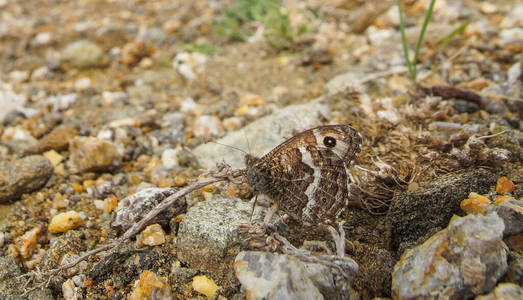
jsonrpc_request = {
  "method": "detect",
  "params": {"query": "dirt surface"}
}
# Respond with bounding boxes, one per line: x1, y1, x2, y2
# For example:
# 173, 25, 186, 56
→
0, 0, 521, 299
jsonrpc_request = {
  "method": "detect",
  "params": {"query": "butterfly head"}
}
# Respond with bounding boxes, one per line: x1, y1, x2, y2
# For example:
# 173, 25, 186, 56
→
244, 154, 268, 193
311, 125, 362, 163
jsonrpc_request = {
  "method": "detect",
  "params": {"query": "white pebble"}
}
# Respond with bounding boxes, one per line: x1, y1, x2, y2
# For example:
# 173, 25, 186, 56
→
74, 77, 92, 91
180, 97, 197, 113
377, 110, 400, 124
31, 66, 50, 81
8, 70, 30, 84
33, 32, 52, 45
161, 148, 179, 169
102, 91, 128, 106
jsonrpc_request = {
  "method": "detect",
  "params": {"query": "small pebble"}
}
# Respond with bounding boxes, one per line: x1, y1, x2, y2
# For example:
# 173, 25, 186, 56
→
460, 192, 491, 214
496, 176, 515, 194
173, 51, 207, 81
8, 70, 30, 84
30, 126, 78, 154
62, 279, 78, 300
61, 40, 107, 69
93, 200, 105, 211
122, 41, 155, 67
193, 115, 223, 138
74, 77, 92, 91
377, 110, 400, 124
14, 226, 41, 258
43, 150, 64, 166
180, 97, 197, 113
102, 91, 128, 106
30, 66, 50, 80
222, 117, 242, 131
192, 275, 220, 299
69, 137, 122, 173
137, 224, 166, 246
129, 270, 172, 300
103, 195, 118, 214
48, 210, 84, 233
161, 148, 179, 169
33, 32, 52, 45
480, 2, 497, 14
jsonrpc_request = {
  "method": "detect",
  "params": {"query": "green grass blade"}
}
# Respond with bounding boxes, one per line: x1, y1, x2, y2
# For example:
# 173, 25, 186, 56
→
397, 0, 416, 82
439, 21, 468, 48
412, 0, 436, 82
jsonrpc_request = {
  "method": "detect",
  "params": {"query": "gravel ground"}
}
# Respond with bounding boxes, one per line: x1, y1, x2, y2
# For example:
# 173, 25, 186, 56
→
0, 0, 521, 299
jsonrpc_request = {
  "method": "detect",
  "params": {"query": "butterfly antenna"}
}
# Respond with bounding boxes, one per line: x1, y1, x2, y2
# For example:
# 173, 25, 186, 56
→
209, 141, 247, 155
249, 195, 258, 223
242, 129, 252, 155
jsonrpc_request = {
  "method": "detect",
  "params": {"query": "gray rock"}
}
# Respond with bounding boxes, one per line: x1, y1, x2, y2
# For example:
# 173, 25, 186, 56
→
325, 68, 369, 95
111, 187, 186, 231
61, 40, 107, 69
176, 195, 265, 283
193, 99, 329, 169
0, 81, 26, 124
387, 168, 497, 251
235, 251, 358, 300
136, 26, 167, 45
475, 283, 522, 300
0, 155, 53, 203
392, 212, 508, 299
38, 231, 86, 292
487, 197, 523, 236
42, 93, 77, 112
2, 134, 39, 156
0, 256, 54, 300
503, 251, 523, 285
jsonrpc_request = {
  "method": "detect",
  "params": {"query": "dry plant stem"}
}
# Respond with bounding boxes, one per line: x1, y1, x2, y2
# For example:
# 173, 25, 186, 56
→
421, 85, 484, 108
477, 130, 509, 140
23, 169, 245, 289
273, 232, 358, 281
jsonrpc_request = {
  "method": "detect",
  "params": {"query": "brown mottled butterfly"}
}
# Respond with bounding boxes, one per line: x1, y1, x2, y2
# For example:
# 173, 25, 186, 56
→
244, 125, 362, 225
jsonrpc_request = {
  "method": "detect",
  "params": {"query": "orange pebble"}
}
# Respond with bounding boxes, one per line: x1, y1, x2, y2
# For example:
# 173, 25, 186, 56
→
227, 186, 238, 197
496, 176, 515, 194
460, 192, 491, 214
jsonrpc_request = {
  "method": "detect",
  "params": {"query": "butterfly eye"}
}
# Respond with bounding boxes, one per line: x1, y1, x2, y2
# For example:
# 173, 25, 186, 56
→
323, 136, 336, 148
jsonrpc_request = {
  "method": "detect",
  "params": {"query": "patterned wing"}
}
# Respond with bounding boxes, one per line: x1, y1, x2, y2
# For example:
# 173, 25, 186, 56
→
245, 125, 362, 224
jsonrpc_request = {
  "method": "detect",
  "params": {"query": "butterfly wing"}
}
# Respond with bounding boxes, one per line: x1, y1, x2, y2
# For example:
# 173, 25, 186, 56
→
246, 125, 361, 224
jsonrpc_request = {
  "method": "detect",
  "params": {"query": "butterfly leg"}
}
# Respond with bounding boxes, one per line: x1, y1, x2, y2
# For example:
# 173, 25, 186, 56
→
324, 221, 347, 258
263, 203, 278, 224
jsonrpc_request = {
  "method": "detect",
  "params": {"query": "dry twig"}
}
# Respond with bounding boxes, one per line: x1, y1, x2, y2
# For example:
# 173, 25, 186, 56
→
22, 166, 245, 292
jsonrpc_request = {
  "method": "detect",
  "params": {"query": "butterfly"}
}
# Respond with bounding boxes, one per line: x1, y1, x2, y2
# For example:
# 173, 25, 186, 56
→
244, 124, 362, 225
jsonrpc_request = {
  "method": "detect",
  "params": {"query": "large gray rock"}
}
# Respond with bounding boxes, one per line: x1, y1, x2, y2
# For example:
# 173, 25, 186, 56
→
0, 256, 53, 300
0, 155, 54, 203
475, 283, 522, 300
193, 99, 329, 169
235, 251, 359, 300
387, 168, 497, 251
176, 195, 265, 284
392, 212, 508, 299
